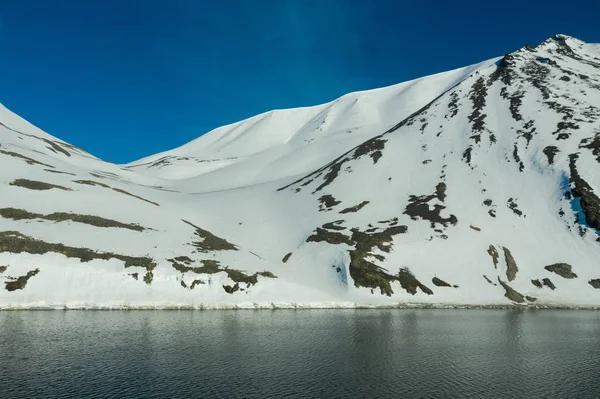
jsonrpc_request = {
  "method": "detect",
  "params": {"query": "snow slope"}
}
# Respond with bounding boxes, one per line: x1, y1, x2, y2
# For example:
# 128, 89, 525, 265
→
1, 34, 600, 309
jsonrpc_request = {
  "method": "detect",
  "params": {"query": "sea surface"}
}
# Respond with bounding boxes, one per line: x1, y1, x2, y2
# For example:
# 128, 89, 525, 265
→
1, 309, 599, 398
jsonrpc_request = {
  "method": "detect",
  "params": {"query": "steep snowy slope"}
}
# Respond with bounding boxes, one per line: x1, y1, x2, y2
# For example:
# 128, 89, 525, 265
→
126, 58, 498, 188
1, 34, 600, 309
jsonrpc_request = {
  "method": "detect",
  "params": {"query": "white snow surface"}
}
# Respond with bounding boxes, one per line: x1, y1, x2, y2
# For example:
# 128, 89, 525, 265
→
1, 35, 600, 309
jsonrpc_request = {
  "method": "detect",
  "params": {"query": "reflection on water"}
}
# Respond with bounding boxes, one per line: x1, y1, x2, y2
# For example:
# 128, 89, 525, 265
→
1, 310, 599, 398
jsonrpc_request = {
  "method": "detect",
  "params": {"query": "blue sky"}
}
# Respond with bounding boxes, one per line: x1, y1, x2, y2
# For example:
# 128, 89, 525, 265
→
0, 0, 598, 163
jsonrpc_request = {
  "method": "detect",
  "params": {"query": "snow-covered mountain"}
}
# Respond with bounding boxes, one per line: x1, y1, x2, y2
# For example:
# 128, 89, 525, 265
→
1, 34, 600, 309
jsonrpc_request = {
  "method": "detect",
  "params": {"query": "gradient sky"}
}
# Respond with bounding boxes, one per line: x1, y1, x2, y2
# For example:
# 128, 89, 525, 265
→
0, 0, 598, 163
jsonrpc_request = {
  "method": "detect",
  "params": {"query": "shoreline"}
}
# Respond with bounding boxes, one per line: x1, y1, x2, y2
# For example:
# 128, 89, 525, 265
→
1, 303, 599, 310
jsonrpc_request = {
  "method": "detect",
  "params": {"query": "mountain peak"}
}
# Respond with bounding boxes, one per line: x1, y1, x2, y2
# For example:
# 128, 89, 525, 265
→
1, 36, 600, 308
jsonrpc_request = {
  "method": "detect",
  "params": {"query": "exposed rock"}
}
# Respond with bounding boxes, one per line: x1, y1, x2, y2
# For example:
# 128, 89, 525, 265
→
403, 182, 458, 228
182, 220, 238, 252
568, 154, 600, 232
483, 275, 496, 285
545, 263, 577, 279
397, 267, 433, 295
589, 279, 600, 289
322, 221, 346, 231
306, 227, 353, 246
10, 179, 71, 191
5, 268, 40, 292
542, 278, 557, 290
318, 194, 341, 211
339, 201, 370, 214
0, 149, 55, 168
223, 283, 240, 294
487, 245, 499, 268
502, 247, 519, 281
282, 252, 292, 263
432, 277, 452, 287
0, 207, 147, 232
507, 198, 525, 217
497, 277, 525, 303
543, 145, 559, 164
0, 231, 156, 277
73, 180, 159, 206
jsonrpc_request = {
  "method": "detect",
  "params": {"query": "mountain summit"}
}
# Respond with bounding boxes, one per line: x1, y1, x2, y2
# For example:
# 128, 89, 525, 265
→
1, 35, 599, 309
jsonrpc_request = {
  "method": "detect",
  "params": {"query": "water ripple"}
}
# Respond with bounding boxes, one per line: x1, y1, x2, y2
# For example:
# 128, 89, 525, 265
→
1, 309, 599, 398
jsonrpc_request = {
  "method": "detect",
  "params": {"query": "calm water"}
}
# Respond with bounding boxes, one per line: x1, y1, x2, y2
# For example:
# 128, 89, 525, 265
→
1, 310, 599, 398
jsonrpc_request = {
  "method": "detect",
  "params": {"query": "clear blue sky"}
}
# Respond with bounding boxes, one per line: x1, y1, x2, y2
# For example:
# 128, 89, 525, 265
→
0, 0, 598, 163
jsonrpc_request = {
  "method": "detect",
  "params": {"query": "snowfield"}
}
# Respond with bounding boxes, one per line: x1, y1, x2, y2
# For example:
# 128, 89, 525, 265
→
1, 34, 600, 309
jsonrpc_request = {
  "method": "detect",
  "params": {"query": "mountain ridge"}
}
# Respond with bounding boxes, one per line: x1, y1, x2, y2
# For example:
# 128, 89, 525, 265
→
1, 34, 600, 309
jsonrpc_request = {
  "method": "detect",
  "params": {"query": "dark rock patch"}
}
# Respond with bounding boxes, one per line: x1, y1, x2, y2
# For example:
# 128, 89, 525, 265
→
507, 91, 525, 121
318, 194, 341, 211
306, 227, 353, 246
446, 91, 460, 119
543, 146, 559, 164
0, 149, 55, 168
282, 252, 292, 263
322, 221, 346, 231
10, 179, 71, 191
542, 278, 556, 290
581, 133, 600, 163
44, 169, 76, 176
568, 154, 600, 232
545, 263, 577, 279
487, 245, 499, 269
397, 267, 433, 295
403, 182, 457, 228
553, 121, 579, 140
0, 231, 156, 281
169, 256, 276, 289
348, 225, 408, 296
223, 283, 240, 294
182, 220, 238, 252
525, 296, 537, 302
0, 265, 7, 273
513, 144, 525, 172
190, 279, 204, 290
498, 277, 525, 303
0, 207, 147, 232
73, 180, 159, 206
278, 137, 387, 194
462, 147, 472, 166
531, 279, 543, 288
588, 279, 600, 289
143, 271, 153, 285
169, 258, 221, 274
507, 198, 525, 217
483, 275, 496, 286
468, 77, 488, 133
502, 247, 519, 281
371, 151, 382, 164
432, 277, 452, 287
470, 225, 481, 232
5, 268, 40, 292
339, 201, 370, 214
41, 138, 71, 157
